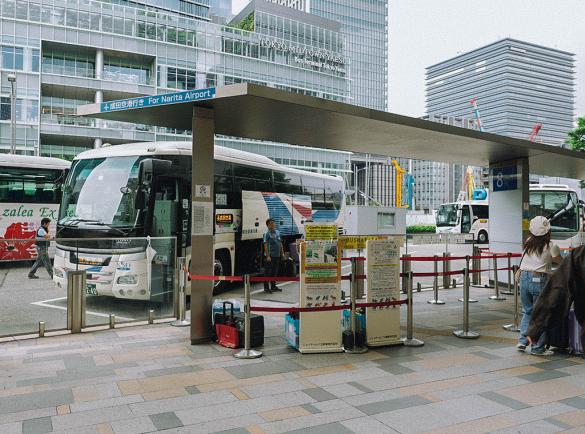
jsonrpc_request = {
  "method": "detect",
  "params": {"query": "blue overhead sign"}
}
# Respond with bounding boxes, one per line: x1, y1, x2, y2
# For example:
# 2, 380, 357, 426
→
100, 87, 216, 113
492, 164, 518, 192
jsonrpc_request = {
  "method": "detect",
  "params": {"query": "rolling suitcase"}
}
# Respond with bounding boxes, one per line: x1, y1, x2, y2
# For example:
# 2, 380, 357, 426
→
568, 309, 583, 355
233, 311, 265, 348
215, 302, 239, 349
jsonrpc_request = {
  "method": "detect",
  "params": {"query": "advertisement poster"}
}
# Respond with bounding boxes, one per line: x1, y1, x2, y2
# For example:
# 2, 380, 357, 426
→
365, 238, 402, 346
299, 240, 342, 353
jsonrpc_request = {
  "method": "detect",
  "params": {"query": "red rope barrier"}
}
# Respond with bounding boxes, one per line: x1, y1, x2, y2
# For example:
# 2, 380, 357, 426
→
250, 299, 407, 313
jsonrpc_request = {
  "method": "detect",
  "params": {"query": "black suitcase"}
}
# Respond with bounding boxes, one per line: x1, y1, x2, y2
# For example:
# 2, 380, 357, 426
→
214, 310, 264, 348
280, 257, 296, 277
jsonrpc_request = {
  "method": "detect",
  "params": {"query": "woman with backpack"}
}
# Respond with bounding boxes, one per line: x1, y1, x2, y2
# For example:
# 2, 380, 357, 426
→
516, 216, 562, 355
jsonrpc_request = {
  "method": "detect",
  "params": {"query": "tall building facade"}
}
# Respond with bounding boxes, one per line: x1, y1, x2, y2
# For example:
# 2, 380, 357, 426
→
427, 38, 574, 146
415, 38, 576, 211
0, 0, 349, 160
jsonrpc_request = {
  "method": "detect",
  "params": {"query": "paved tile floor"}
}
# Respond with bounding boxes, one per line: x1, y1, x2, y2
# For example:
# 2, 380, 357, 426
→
1, 285, 585, 433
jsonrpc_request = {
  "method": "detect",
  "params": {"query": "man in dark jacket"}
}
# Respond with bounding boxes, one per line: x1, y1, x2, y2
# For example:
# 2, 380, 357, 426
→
527, 245, 585, 348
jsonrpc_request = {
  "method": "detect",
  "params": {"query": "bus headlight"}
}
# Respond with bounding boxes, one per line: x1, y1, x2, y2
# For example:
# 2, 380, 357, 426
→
117, 275, 137, 285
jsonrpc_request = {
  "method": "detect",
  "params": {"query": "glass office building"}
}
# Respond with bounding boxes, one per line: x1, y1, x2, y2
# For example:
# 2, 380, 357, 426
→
0, 0, 349, 161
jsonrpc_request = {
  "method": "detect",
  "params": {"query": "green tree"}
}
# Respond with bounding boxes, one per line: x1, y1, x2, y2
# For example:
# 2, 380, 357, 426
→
568, 116, 585, 151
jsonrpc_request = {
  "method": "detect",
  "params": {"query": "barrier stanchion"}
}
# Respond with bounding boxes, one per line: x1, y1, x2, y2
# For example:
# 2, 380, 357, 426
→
501, 253, 514, 295
472, 246, 481, 286
488, 255, 506, 300
401, 254, 411, 294
427, 255, 444, 305
234, 274, 263, 359
442, 253, 451, 289
402, 271, 424, 347
38, 321, 45, 338
458, 255, 477, 303
345, 257, 368, 354
172, 257, 190, 327
453, 257, 480, 339
503, 265, 520, 332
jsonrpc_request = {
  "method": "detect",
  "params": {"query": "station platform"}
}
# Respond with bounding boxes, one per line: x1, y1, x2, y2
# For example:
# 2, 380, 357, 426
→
1, 285, 585, 434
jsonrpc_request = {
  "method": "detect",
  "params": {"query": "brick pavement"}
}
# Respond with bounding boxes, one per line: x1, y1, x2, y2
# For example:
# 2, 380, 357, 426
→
1, 286, 584, 433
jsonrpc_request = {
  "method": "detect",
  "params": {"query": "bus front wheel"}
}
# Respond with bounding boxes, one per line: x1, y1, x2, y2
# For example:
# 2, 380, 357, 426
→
477, 231, 489, 244
213, 251, 231, 294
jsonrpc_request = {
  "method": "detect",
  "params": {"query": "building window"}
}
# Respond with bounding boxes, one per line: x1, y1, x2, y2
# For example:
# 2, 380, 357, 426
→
1, 46, 24, 70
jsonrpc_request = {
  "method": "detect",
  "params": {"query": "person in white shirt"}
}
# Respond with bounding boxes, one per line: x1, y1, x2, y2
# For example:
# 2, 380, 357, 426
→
28, 218, 53, 279
517, 216, 562, 355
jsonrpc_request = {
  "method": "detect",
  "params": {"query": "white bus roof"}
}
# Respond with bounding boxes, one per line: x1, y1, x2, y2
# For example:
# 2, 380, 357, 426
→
0, 153, 70, 170
74, 141, 343, 182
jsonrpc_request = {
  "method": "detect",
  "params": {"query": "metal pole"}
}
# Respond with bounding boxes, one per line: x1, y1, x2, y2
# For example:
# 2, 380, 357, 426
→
173, 257, 190, 327
345, 258, 367, 354
428, 255, 444, 304
454, 259, 480, 339
503, 265, 520, 332
501, 253, 514, 295
442, 252, 450, 289
38, 321, 45, 338
402, 271, 424, 347
109, 314, 115, 329
148, 309, 155, 324
489, 255, 506, 300
401, 254, 411, 294
67, 270, 86, 333
471, 246, 480, 286
459, 255, 478, 303
8, 74, 16, 154
235, 274, 262, 359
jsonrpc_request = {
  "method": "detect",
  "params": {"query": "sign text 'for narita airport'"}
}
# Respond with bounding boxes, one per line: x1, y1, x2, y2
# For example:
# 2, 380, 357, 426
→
101, 88, 216, 112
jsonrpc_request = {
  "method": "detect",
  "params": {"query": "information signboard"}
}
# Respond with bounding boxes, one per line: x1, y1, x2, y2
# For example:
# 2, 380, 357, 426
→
365, 238, 402, 346
100, 88, 216, 113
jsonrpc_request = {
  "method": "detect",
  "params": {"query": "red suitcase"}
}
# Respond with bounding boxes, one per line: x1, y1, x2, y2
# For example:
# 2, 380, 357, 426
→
215, 302, 239, 349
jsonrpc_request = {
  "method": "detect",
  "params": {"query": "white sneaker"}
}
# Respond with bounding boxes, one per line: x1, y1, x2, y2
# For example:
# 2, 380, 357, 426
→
530, 349, 554, 356
516, 343, 527, 351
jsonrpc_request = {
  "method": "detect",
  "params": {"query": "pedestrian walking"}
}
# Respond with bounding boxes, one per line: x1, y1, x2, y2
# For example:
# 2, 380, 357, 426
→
263, 218, 284, 293
28, 218, 53, 279
516, 216, 561, 355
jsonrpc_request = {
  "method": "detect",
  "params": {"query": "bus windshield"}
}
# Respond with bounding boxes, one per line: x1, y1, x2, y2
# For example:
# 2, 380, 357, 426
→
60, 156, 142, 227
436, 204, 459, 227
529, 190, 579, 232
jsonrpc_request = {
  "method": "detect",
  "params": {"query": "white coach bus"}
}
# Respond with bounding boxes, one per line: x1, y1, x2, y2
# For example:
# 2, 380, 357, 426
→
0, 154, 69, 261
53, 142, 345, 300
436, 185, 582, 245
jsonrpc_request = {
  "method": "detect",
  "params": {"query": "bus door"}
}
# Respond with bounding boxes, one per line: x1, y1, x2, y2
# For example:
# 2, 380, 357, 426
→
461, 205, 472, 234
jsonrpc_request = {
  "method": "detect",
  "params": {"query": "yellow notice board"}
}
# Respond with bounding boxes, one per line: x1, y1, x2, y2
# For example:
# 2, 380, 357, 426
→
365, 238, 403, 346
305, 224, 338, 241
338, 235, 389, 250
299, 240, 342, 353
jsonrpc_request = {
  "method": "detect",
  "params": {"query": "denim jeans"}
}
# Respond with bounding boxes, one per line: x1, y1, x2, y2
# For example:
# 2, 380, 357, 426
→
519, 271, 548, 353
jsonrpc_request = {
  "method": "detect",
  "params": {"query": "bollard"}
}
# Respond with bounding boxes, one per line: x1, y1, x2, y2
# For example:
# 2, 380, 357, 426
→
234, 274, 263, 359
501, 253, 514, 295
472, 246, 481, 286
442, 253, 451, 289
488, 255, 506, 300
67, 270, 86, 334
172, 257, 190, 327
503, 265, 521, 332
401, 254, 411, 294
148, 309, 155, 324
453, 259, 480, 339
109, 314, 116, 329
38, 321, 45, 338
402, 271, 424, 347
428, 255, 445, 304
344, 258, 368, 354
417, 282, 422, 292
452, 278, 457, 288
